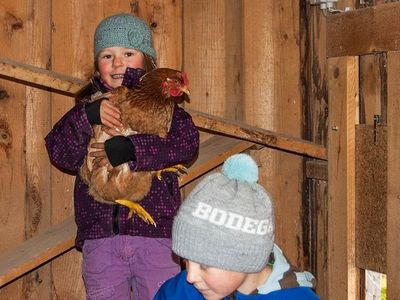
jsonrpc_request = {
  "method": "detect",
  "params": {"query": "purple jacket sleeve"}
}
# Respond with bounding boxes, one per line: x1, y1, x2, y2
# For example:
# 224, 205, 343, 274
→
45, 103, 93, 173
128, 106, 199, 171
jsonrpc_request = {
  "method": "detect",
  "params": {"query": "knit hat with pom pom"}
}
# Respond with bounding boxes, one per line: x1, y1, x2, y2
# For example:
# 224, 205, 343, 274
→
94, 13, 156, 59
172, 153, 275, 273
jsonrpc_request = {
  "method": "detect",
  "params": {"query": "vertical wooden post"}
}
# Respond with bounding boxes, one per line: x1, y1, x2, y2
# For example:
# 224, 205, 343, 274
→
386, 51, 400, 300
302, 4, 329, 297
23, 1, 52, 298
328, 56, 359, 300
243, 0, 304, 268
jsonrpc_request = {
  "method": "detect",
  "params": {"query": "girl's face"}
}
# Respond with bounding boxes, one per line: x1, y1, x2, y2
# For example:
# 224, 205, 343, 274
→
185, 261, 248, 300
97, 46, 144, 88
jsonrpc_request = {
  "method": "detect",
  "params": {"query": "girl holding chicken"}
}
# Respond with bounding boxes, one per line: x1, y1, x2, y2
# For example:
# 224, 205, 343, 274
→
45, 13, 199, 300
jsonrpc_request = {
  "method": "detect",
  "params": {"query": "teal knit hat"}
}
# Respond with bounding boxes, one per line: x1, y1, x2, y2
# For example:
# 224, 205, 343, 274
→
94, 13, 156, 59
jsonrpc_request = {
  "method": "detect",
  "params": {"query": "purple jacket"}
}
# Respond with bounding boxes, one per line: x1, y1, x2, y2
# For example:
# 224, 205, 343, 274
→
45, 80, 199, 250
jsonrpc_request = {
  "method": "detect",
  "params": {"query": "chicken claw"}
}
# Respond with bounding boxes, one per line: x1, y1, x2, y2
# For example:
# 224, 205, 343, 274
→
115, 199, 156, 227
155, 164, 187, 180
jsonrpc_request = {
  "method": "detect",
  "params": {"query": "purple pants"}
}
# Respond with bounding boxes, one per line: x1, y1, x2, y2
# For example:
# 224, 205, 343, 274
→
82, 235, 180, 300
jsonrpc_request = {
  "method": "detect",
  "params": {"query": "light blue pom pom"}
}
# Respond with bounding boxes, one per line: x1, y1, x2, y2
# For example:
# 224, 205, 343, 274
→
222, 154, 259, 183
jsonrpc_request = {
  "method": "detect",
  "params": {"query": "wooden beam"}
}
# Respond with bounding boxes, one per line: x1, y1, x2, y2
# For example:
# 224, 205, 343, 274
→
0, 135, 254, 287
188, 109, 327, 160
0, 57, 87, 95
306, 160, 328, 181
386, 51, 400, 300
327, 56, 359, 300
327, 2, 400, 57
0, 57, 326, 160
179, 136, 254, 186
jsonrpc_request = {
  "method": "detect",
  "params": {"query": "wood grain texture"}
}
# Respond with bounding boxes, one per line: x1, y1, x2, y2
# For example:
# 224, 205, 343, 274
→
328, 56, 359, 300
301, 4, 329, 297
134, 0, 182, 69
182, 0, 249, 199
0, 58, 86, 95
189, 109, 327, 160
358, 53, 387, 126
0, 218, 75, 288
183, 0, 233, 118
327, 2, 400, 57
0, 2, 30, 298
243, 0, 305, 268
308, 179, 328, 298
386, 50, 400, 300
22, 1, 52, 298
305, 160, 328, 181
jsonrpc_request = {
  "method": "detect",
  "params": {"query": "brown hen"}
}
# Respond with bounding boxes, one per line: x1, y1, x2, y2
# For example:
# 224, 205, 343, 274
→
80, 68, 190, 225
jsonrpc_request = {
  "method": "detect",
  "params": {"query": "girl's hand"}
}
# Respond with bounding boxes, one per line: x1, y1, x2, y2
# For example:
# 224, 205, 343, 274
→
100, 100, 123, 131
90, 142, 113, 172
103, 126, 123, 137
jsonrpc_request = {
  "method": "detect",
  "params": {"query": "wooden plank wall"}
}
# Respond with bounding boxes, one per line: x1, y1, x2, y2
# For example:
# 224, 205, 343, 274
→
0, 0, 305, 298
24, 2, 52, 298
242, 0, 304, 270
184, 0, 305, 269
184, 0, 243, 119
0, 1, 52, 299
302, 1, 388, 298
343, 2, 389, 299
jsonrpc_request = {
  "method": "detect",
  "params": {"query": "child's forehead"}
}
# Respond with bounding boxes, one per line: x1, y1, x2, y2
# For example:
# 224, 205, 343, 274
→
99, 46, 140, 53
187, 260, 244, 275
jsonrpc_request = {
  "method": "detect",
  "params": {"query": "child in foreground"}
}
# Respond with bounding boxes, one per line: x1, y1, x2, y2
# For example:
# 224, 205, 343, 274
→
154, 154, 320, 300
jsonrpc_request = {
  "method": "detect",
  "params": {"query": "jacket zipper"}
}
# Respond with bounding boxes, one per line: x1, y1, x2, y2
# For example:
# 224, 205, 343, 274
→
112, 205, 120, 234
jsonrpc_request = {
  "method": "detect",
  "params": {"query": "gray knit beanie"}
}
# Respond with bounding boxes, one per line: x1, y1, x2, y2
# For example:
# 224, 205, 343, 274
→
94, 13, 156, 59
172, 154, 275, 273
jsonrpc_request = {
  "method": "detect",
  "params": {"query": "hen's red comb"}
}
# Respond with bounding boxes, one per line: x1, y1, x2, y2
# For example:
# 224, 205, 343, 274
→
181, 72, 189, 87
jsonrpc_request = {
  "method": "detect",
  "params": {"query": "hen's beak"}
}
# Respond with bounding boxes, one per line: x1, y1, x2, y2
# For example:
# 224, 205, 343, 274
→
180, 87, 190, 96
